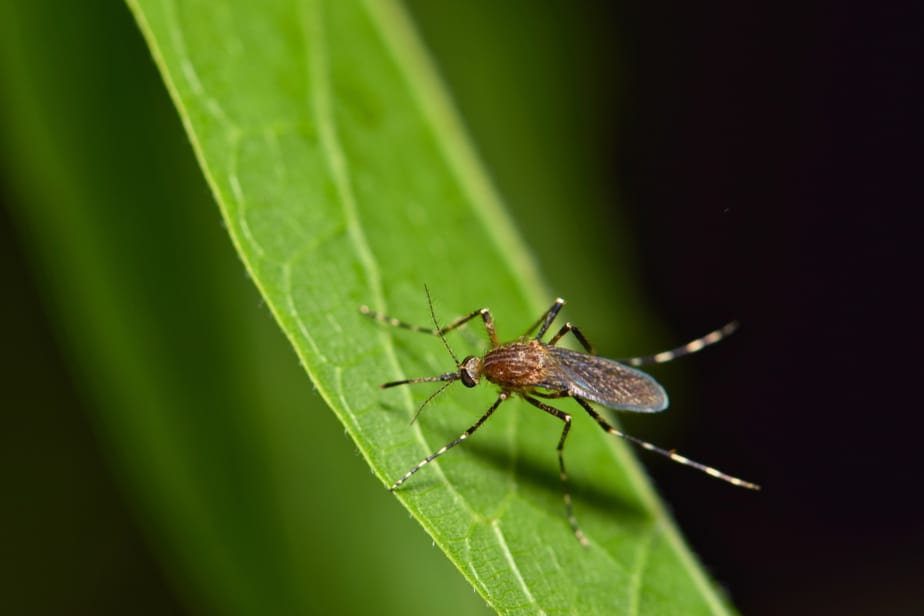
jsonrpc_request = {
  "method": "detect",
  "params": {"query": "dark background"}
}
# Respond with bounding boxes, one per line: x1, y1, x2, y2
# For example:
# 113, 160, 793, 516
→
609, 2, 922, 614
2, 1, 921, 614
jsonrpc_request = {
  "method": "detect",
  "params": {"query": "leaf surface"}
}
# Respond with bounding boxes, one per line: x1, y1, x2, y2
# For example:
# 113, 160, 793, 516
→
114, 1, 735, 613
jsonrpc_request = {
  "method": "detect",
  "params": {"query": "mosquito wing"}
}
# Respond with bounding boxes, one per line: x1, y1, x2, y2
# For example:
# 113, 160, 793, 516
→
545, 346, 669, 412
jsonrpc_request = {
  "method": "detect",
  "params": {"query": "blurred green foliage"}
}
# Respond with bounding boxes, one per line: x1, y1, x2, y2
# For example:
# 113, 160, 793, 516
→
0, 0, 732, 614
0, 1, 483, 614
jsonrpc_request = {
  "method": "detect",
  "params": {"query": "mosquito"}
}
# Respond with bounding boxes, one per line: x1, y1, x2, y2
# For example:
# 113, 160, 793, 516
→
361, 289, 759, 546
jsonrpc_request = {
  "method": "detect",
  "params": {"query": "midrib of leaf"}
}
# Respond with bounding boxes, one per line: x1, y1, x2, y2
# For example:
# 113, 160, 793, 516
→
491, 520, 543, 614
126, 0, 736, 613
306, 3, 524, 598
304, 0, 490, 544
305, 0, 382, 305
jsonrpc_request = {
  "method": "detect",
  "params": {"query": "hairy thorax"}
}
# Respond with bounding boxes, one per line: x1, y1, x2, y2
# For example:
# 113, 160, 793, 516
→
482, 341, 547, 390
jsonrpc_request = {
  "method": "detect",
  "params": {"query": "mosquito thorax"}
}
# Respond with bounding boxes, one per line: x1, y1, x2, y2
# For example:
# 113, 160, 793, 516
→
459, 355, 483, 387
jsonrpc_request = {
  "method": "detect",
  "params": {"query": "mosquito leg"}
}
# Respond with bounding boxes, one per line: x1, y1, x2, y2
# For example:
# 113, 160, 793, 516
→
360, 305, 498, 346
618, 321, 739, 366
389, 393, 509, 491
520, 298, 566, 340
523, 395, 589, 547
547, 322, 596, 354
573, 397, 760, 490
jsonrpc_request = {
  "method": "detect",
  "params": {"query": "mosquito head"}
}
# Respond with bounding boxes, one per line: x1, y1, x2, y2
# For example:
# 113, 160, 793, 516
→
459, 355, 483, 388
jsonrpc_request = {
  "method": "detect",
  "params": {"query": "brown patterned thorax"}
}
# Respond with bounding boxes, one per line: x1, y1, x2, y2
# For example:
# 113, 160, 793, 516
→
482, 341, 547, 390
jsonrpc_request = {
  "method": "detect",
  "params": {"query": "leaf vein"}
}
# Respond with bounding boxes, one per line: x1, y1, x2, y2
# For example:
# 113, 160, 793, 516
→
491, 520, 545, 615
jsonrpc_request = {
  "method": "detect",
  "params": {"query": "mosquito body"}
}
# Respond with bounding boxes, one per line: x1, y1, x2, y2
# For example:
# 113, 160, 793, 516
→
361, 291, 759, 546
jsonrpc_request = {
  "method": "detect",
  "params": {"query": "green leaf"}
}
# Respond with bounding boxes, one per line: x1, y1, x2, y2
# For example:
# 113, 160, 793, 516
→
124, 0, 735, 613
0, 0, 740, 612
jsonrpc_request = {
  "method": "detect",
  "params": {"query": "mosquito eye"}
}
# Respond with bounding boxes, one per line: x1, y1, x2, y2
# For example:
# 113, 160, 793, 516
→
459, 356, 480, 387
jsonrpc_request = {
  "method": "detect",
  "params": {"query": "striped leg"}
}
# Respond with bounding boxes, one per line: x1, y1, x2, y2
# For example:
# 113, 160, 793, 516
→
389, 393, 509, 491
360, 304, 498, 347
521, 298, 567, 340
546, 322, 596, 355
523, 395, 589, 547
619, 322, 739, 366
574, 397, 760, 490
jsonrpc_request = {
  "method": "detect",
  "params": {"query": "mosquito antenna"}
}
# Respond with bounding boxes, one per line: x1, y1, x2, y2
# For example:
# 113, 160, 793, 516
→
424, 284, 460, 365
381, 372, 458, 389
410, 379, 456, 424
